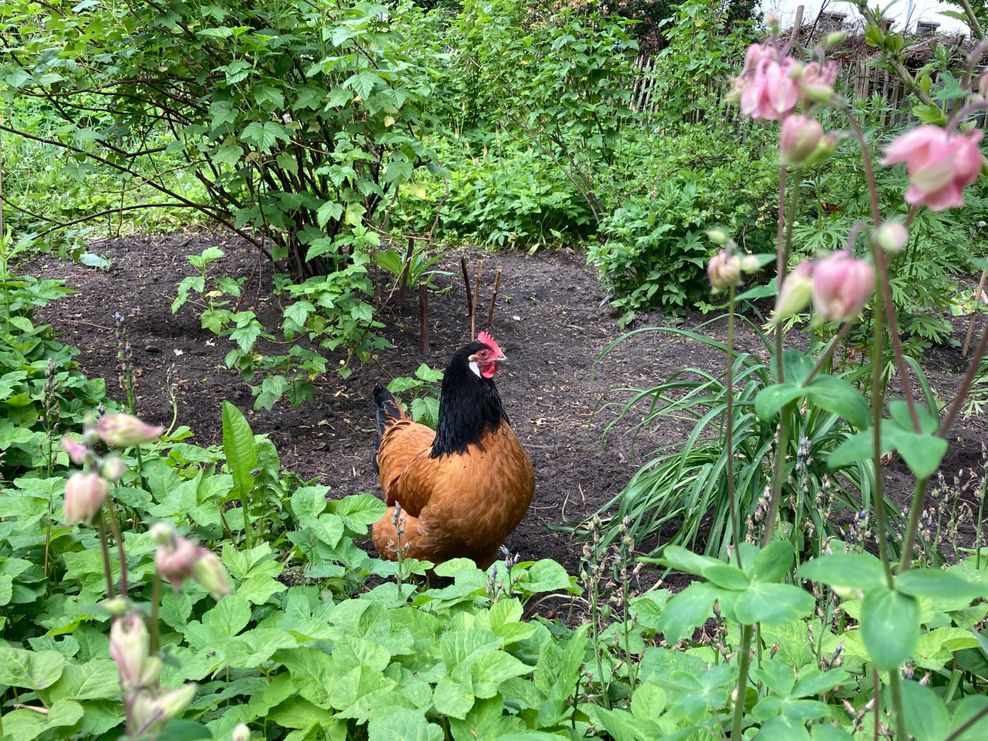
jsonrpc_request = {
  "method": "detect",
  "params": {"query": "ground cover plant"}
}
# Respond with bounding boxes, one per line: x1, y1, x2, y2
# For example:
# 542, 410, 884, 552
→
2, 1, 988, 740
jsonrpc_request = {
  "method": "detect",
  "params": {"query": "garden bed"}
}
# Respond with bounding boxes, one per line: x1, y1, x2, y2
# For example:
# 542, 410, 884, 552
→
27, 232, 987, 574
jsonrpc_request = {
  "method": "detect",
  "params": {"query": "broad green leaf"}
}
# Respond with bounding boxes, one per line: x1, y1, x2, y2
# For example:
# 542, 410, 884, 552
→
748, 541, 794, 583
0, 647, 65, 689
896, 568, 987, 602
735, 583, 814, 626
861, 589, 919, 670
703, 563, 749, 590
897, 680, 949, 741
44, 659, 118, 701
805, 376, 870, 429
657, 581, 719, 643
754, 382, 805, 421
222, 401, 258, 502
800, 553, 887, 591
659, 545, 721, 577
368, 708, 443, 741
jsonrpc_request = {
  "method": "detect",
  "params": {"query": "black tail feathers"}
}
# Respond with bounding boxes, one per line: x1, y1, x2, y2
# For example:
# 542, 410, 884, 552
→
372, 386, 403, 473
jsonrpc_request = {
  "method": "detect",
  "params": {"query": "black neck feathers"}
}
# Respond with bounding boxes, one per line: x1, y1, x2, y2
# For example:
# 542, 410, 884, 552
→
430, 341, 510, 457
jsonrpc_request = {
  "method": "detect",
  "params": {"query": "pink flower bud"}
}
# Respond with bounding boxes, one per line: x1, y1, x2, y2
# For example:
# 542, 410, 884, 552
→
707, 249, 743, 292
765, 13, 780, 34
60, 434, 90, 465
882, 125, 984, 211
192, 548, 232, 600
233, 723, 251, 741
800, 61, 838, 104
64, 472, 108, 525
155, 535, 200, 590
154, 683, 197, 722
96, 413, 164, 448
101, 596, 132, 617
740, 255, 761, 273
110, 615, 150, 692
875, 222, 909, 253
101, 456, 127, 482
772, 261, 814, 323
811, 251, 875, 322
130, 684, 197, 734
803, 134, 839, 166
149, 521, 175, 546
780, 115, 823, 165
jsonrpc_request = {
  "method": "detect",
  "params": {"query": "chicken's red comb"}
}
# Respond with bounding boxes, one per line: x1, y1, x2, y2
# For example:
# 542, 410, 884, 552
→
477, 331, 504, 357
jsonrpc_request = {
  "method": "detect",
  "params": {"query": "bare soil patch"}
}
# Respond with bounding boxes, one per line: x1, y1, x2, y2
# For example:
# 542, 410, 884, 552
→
26, 233, 986, 574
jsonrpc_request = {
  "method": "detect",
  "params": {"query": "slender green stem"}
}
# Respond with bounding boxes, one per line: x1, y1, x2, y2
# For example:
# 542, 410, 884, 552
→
958, 0, 986, 39
801, 322, 852, 388
898, 477, 930, 571
774, 166, 788, 383
868, 255, 894, 586
946, 705, 988, 741
887, 671, 907, 741
730, 624, 754, 740
150, 574, 161, 654
105, 501, 128, 597
97, 514, 116, 599
725, 286, 741, 568
761, 409, 792, 547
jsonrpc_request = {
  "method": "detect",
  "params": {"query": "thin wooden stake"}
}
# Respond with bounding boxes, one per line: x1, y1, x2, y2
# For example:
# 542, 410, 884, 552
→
418, 282, 429, 356
460, 255, 473, 332
398, 236, 415, 304
486, 268, 502, 328
471, 260, 484, 338
963, 268, 988, 356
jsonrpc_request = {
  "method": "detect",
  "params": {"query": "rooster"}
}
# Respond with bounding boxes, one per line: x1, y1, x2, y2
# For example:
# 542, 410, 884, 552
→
371, 331, 535, 568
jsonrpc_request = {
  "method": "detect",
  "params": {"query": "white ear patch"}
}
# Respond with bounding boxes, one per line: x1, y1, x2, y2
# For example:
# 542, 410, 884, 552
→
469, 361, 481, 378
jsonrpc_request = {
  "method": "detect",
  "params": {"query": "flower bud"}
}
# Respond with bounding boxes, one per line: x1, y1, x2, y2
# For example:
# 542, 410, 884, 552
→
802, 134, 839, 167
875, 222, 909, 254
101, 596, 132, 617
800, 61, 838, 104
740, 255, 761, 273
96, 413, 164, 447
64, 472, 108, 525
154, 683, 197, 722
825, 31, 847, 47
232, 723, 251, 741
765, 12, 780, 34
156, 535, 200, 589
812, 251, 875, 322
192, 548, 232, 600
101, 456, 127, 482
149, 521, 176, 547
780, 115, 823, 165
706, 228, 730, 245
772, 261, 814, 323
139, 656, 163, 688
110, 615, 150, 692
707, 249, 743, 292
61, 434, 90, 465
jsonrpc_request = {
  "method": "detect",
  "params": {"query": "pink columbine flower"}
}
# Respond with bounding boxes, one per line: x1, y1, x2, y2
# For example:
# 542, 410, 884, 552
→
64, 472, 108, 525
60, 434, 90, 465
773, 261, 815, 323
780, 115, 823, 165
882, 126, 984, 211
811, 251, 875, 322
740, 57, 801, 121
155, 535, 200, 590
707, 249, 743, 292
800, 60, 838, 104
96, 413, 164, 448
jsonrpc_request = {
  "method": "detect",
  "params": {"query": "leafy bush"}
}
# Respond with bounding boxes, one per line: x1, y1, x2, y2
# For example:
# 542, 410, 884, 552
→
589, 128, 777, 321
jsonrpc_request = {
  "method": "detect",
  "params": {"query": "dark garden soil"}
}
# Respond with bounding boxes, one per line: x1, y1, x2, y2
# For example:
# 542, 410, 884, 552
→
26, 232, 988, 577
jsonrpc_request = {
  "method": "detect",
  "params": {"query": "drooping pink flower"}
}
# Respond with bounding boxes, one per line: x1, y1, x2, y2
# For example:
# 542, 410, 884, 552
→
780, 115, 823, 164
882, 126, 984, 211
64, 472, 108, 525
800, 60, 838, 104
742, 43, 778, 74
155, 535, 200, 590
96, 413, 164, 448
707, 249, 742, 292
773, 261, 814, 323
60, 434, 90, 465
740, 57, 801, 120
811, 251, 875, 322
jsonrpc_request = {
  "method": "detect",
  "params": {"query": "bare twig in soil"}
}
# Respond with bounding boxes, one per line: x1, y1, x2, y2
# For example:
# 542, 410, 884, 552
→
487, 268, 502, 329
460, 255, 473, 335
398, 236, 415, 304
472, 260, 484, 338
419, 282, 429, 356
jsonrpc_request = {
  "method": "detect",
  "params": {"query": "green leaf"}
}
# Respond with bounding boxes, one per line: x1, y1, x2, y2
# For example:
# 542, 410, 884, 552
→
211, 143, 244, 168
885, 425, 948, 480
0, 647, 65, 689
317, 200, 344, 228
241, 121, 290, 152
44, 659, 118, 701
657, 581, 719, 643
896, 568, 987, 601
659, 545, 722, 577
897, 680, 949, 741
703, 563, 749, 590
754, 382, 805, 421
805, 376, 870, 429
800, 553, 887, 591
223, 401, 258, 502
735, 583, 814, 626
368, 708, 443, 741
861, 589, 919, 670
748, 541, 794, 584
